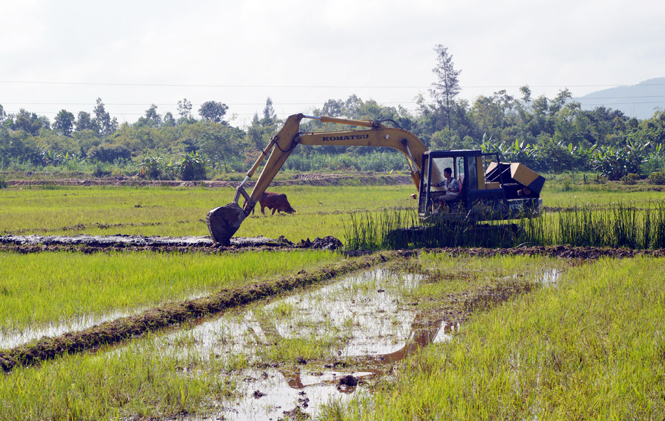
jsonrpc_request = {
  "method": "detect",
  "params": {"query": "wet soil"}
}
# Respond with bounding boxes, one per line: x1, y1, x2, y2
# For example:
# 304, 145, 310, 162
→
0, 251, 412, 373
429, 244, 665, 259
155, 265, 551, 419
0, 234, 344, 253
0, 234, 661, 260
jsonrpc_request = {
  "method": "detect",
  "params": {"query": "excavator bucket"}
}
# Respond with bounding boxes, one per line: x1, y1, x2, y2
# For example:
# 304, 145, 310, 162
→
206, 203, 248, 246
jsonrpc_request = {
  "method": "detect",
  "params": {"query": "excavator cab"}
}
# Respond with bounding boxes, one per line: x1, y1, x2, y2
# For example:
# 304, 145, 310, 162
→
418, 150, 544, 222
206, 113, 545, 245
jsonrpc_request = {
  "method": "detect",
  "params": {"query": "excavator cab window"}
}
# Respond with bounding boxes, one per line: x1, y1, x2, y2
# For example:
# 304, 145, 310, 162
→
466, 156, 477, 192
432, 157, 454, 183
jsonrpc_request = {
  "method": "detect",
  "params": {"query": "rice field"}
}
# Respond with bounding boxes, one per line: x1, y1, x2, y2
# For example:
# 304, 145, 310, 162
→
0, 184, 416, 240
0, 254, 572, 420
0, 250, 341, 347
326, 256, 665, 420
1, 181, 665, 420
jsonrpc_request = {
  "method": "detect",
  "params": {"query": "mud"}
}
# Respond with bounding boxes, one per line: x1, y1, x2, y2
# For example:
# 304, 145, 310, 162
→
153, 266, 548, 420
0, 251, 413, 373
0, 234, 344, 253
430, 244, 665, 260
0, 234, 661, 260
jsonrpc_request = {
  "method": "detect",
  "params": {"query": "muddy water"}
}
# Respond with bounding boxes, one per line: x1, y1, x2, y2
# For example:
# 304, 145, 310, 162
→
0, 310, 137, 350
151, 267, 562, 420
154, 269, 456, 420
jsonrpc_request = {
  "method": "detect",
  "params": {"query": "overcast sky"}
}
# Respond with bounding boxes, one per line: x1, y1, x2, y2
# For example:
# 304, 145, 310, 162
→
1, 0, 664, 126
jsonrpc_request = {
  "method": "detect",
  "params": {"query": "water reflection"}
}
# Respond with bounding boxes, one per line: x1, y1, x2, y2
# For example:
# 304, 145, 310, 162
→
161, 268, 451, 420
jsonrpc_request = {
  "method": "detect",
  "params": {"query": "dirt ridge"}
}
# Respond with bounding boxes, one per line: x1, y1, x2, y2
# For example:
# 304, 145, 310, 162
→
1, 236, 663, 259
7, 174, 413, 188
0, 251, 411, 373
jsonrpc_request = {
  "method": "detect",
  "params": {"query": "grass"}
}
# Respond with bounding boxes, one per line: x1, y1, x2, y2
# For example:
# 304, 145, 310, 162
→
0, 184, 417, 240
346, 201, 665, 250
0, 250, 341, 339
0, 255, 568, 420
3, 182, 665, 243
327, 256, 665, 420
1, 338, 236, 420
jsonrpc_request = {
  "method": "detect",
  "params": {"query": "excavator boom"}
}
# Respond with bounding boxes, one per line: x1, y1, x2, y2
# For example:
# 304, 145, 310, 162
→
207, 113, 431, 244
207, 113, 545, 245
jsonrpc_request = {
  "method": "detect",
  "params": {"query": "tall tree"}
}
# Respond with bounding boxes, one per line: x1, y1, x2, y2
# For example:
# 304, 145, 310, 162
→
53, 109, 75, 137
144, 104, 162, 127
199, 101, 228, 123
430, 44, 462, 131
163, 111, 176, 127
262, 97, 276, 125
11, 109, 47, 136
519, 85, 532, 104
92, 98, 117, 136
177, 98, 192, 119
75, 111, 96, 132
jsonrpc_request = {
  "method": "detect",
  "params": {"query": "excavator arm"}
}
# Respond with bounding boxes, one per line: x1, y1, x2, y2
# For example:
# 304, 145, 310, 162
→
206, 113, 437, 245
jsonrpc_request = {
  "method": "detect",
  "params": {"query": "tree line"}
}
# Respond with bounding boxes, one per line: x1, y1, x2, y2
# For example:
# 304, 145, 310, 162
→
2, 46, 665, 180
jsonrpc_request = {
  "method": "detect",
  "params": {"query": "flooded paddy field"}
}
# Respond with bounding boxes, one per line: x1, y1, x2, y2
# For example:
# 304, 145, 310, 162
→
0, 252, 572, 420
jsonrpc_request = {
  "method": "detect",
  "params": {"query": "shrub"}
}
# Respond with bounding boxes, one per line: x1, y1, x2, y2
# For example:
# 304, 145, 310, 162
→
93, 163, 111, 177
0, 177, 7, 189
87, 144, 132, 163
591, 174, 608, 184
178, 152, 208, 181
138, 155, 163, 180
649, 171, 665, 185
621, 173, 639, 185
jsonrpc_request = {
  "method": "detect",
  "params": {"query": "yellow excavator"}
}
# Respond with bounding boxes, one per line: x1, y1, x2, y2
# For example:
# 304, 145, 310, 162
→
207, 113, 545, 245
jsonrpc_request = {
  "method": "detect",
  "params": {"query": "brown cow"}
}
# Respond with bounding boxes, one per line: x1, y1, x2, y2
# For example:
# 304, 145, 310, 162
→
252, 192, 296, 215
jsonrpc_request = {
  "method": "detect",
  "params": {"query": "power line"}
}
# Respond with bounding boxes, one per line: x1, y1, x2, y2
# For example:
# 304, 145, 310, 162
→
5, 94, 665, 108
2, 80, 664, 89
0, 101, 419, 107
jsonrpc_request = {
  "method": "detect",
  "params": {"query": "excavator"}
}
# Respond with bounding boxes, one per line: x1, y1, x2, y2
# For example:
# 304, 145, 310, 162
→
207, 113, 545, 245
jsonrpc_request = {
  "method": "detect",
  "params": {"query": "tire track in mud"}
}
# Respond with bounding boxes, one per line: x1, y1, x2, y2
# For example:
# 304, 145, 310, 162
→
0, 251, 413, 373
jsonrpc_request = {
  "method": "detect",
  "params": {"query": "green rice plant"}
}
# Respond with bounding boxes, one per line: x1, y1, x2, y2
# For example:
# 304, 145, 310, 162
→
0, 254, 571, 419
345, 209, 524, 250
0, 185, 417, 241
332, 257, 665, 420
0, 337, 237, 420
0, 250, 341, 336
345, 201, 665, 250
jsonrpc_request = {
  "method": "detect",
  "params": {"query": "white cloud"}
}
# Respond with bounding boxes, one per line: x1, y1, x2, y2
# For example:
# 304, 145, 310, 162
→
1, 0, 663, 124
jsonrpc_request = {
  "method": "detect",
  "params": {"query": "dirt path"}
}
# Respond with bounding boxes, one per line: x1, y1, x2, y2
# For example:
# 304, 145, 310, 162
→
7, 173, 413, 188
0, 234, 344, 253
2, 234, 664, 259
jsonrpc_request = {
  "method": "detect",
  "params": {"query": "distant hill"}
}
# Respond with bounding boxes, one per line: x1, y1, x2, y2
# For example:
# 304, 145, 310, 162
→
574, 78, 665, 120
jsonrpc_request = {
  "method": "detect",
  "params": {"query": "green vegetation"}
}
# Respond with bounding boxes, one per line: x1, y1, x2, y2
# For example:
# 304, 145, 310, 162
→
0, 254, 568, 420
0, 184, 416, 240
4, 182, 665, 247
3, 54, 665, 180
346, 201, 665, 250
329, 257, 665, 420
0, 250, 341, 335
1, 338, 236, 420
